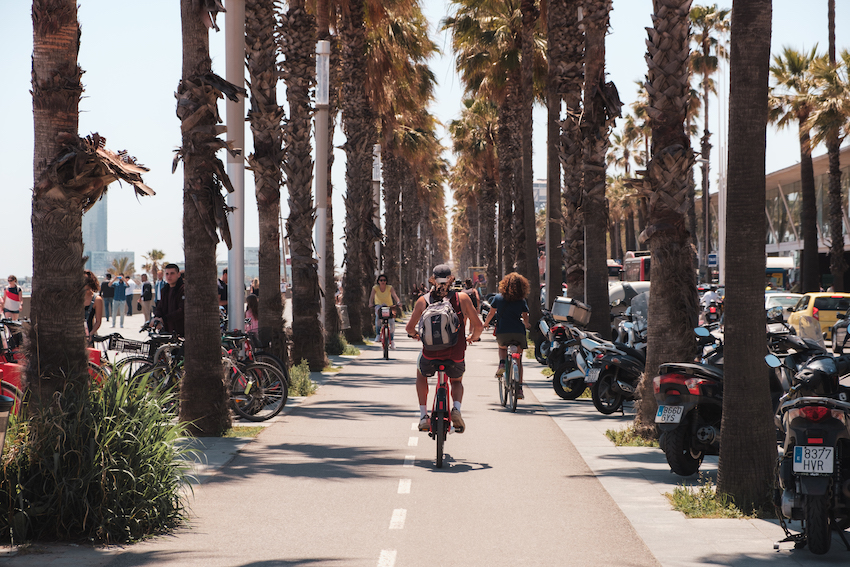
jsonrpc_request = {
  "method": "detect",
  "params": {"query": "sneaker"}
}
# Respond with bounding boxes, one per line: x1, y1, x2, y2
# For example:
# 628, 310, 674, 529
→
495, 363, 505, 378
516, 385, 524, 400
450, 408, 465, 433
374, 336, 381, 343
389, 341, 396, 350
418, 414, 431, 432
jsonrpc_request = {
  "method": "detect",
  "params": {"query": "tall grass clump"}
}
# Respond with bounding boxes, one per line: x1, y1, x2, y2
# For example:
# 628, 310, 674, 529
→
0, 371, 191, 543
289, 360, 318, 396
325, 333, 347, 356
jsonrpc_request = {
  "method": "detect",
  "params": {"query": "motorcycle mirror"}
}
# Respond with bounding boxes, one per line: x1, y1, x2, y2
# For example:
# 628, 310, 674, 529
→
694, 327, 711, 338
766, 306, 784, 323
764, 354, 782, 368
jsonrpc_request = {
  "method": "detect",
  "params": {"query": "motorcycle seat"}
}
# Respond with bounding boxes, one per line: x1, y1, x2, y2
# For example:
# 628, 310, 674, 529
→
658, 362, 723, 381
614, 342, 646, 364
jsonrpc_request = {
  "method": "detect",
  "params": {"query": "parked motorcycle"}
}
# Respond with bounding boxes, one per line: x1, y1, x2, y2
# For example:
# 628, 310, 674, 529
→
766, 352, 850, 554
702, 300, 722, 325
588, 292, 648, 414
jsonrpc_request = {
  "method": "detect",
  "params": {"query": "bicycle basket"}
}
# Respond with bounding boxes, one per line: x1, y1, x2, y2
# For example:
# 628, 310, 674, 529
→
108, 336, 150, 357
381, 306, 392, 319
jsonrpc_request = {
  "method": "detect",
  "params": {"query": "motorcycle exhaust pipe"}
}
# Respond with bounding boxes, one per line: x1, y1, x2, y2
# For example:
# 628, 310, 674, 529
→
616, 380, 635, 395
781, 490, 801, 519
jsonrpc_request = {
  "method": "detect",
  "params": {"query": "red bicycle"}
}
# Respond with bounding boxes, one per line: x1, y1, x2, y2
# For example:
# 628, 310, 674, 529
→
430, 362, 452, 468
376, 305, 397, 360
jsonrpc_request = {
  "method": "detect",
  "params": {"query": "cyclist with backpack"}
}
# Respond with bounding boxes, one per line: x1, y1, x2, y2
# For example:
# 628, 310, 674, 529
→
406, 264, 483, 433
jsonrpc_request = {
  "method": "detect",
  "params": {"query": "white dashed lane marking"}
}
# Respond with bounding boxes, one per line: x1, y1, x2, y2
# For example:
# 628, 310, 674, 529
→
398, 479, 411, 494
377, 549, 397, 567
403, 455, 415, 467
389, 509, 406, 529
408, 436, 418, 446
411, 422, 417, 431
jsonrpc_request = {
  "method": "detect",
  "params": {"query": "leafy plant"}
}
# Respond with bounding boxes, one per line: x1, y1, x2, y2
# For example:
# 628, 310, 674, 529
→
289, 360, 318, 396
605, 425, 659, 447
666, 475, 743, 518
0, 371, 190, 543
325, 333, 347, 356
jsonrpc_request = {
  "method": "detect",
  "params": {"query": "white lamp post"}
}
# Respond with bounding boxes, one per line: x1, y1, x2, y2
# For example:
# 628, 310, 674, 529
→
315, 40, 330, 323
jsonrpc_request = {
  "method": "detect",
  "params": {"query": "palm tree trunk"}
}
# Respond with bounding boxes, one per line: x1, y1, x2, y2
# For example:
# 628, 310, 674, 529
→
340, 0, 377, 342
699, 75, 712, 283
246, 0, 287, 364
28, 0, 86, 407
324, 34, 342, 337
282, 1, 326, 370
483, 175, 499, 293
626, 210, 637, 251
716, 0, 774, 510
827, 137, 846, 290
561, 0, 585, 301
383, 150, 403, 288
497, 98, 516, 276
177, 0, 233, 436
633, 0, 699, 436
799, 125, 819, 292
580, 0, 615, 336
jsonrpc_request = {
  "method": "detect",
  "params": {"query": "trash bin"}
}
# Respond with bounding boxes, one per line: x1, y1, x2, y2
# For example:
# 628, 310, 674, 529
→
0, 395, 13, 460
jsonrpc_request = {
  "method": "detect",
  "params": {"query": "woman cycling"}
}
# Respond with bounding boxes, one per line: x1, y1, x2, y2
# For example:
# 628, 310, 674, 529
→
368, 273, 401, 349
483, 272, 530, 399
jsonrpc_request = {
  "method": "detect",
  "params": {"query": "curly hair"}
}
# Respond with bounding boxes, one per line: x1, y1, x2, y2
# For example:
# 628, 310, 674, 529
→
498, 272, 530, 302
84, 270, 99, 293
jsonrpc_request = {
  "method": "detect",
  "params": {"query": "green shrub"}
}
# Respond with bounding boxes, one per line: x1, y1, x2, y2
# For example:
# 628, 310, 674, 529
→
289, 360, 318, 396
605, 425, 659, 447
0, 372, 190, 543
325, 333, 346, 356
666, 475, 743, 518
342, 342, 360, 356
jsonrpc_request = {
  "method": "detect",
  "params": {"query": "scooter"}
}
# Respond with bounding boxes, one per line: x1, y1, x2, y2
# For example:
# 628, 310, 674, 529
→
766, 352, 850, 554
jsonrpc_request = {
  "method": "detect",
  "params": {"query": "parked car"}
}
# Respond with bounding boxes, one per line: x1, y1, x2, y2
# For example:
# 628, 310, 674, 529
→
787, 292, 850, 342
764, 292, 802, 322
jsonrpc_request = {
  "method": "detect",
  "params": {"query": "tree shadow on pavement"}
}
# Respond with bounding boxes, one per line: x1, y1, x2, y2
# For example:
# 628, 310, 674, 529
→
106, 551, 349, 567
203, 441, 403, 484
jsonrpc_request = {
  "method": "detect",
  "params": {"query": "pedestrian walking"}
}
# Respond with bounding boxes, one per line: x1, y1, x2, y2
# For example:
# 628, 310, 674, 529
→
100, 273, 114, 321
110, 274, 128, 328
139, 273, 154, 321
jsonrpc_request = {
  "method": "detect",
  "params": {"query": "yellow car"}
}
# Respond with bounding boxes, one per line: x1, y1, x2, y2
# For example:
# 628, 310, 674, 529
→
787, 292, 850, 341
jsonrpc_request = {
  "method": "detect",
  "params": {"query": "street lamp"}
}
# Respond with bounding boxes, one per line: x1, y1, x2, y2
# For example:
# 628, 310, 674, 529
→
315, 40, 330, 324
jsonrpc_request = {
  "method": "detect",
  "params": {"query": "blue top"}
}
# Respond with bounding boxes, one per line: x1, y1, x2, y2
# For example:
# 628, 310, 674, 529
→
111, 280, 127, 302
491, 294, 528, 334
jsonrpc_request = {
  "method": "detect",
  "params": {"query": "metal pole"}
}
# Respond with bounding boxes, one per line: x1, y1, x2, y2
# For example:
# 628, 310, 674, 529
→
225, 0, 246, 331
315, 40, 330, 324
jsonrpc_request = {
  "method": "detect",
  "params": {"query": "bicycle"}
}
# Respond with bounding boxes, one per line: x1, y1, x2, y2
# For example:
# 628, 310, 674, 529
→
376, 305, 398, 360
499, 340, 524, 412
429, 361, 452, 468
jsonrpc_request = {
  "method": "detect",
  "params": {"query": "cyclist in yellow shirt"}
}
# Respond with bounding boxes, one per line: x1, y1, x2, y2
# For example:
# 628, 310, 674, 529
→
368, 274, 402, 348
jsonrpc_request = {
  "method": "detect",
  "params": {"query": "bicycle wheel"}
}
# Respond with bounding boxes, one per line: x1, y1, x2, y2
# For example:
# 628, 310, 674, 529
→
498, 358, 508, 407
115, 355, 153, 381
252, 353, 290, 385
509, 358, 520, 413
88, 361, 109, 385
435, 412, 445, 468
382, 324, 389, 360
132, 362, 180, 414
230, 362, 288, 421
1, 382, 26, 416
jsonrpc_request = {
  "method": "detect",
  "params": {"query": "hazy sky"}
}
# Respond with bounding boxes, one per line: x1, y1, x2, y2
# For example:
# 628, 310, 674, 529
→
0, 0, 847, 279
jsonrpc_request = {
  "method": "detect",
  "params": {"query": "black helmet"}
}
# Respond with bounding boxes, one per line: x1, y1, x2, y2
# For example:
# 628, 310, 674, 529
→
794, 355, 839, 396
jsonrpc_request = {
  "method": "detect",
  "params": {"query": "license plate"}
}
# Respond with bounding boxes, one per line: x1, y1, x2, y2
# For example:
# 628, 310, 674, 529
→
655, 405, 684, 424
586, 367, 600, 383
793, 446, 834, 475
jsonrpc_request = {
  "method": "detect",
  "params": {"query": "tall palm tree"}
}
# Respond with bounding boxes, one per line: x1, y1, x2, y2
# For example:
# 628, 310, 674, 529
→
282, 0, 327, 370
769, 46, 822, 293
580, 0, 620, 336
559, 0, 585, 300
450, 97, 499, 293
690, 3, 730, 283
108, 257, 136, 279
633, 0, 700, 436
808, 49, 850, 290
716, 0, 775, 510
142, 249, 167, 280
28, 1, 153, 409
176, 0, 244, 436
246, 0, 287, 363
340, 0, 380, 342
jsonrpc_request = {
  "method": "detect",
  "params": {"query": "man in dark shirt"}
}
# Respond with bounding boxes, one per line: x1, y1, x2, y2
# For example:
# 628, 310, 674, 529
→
100, 273, 114, 321
153, 264, 185, 336
218, 268, 228, 315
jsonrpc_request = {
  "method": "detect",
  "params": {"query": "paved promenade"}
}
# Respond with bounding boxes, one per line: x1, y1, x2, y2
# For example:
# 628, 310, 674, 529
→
1, 317, 849, 566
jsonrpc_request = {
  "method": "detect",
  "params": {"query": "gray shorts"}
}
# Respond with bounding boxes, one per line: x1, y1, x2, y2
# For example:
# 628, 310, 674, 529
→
417, 354, 466, 379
